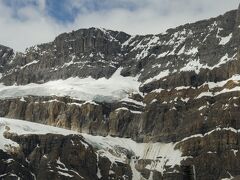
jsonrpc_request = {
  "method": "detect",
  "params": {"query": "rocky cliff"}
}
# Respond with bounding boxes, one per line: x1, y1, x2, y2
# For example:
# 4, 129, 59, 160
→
1, 4, 240, 180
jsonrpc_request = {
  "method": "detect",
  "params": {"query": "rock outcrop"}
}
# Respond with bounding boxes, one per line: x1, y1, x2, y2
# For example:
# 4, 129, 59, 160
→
1, 4, 240, 180
1, 130, 133, 180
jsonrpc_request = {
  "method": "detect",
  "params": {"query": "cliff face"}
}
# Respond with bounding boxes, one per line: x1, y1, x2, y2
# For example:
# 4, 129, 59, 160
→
1, 9, 240, 88
1, 5, 240, 180
0, 118, 133, 180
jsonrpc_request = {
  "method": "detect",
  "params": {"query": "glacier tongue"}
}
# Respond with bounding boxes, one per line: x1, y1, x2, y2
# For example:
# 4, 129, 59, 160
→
0, 67, 140, 102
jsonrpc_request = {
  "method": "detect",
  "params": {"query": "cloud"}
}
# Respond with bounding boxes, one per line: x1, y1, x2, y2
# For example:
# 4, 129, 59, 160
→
0, 0, 239, 52
0, 0, 64, 52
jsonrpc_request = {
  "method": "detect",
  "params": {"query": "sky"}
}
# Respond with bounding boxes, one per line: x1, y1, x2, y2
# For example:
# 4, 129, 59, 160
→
0, 0, 239, 52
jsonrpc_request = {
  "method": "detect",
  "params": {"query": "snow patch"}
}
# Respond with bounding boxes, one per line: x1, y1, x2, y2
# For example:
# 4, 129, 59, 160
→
185, 47, 198, 55
219, 33, 232, 45
177, 45, 185, 55
157, 51, 169, 58
180, 58, 202, 74
142, 70, 170, 85
20, 60, 39, 69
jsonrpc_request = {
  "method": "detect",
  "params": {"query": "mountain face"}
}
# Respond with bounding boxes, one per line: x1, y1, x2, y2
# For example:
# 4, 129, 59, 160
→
1, 4, 240, 180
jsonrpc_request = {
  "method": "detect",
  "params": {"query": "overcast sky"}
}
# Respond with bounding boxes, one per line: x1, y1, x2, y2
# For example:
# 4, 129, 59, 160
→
0, 0, 239, 52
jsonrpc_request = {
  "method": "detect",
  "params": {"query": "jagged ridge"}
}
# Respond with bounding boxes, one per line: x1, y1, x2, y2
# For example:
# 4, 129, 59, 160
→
1, 5, 240, 180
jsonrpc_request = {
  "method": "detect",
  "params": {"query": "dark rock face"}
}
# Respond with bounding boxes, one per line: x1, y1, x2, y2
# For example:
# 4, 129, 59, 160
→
98, 156, 132, 180
1, 9, 240, 88
1, 5, 240, 180
0, 28, 131, 85
0, 149, 35, 180
0, 96, 143, 139
1, 92, 240, 179
1, 131, 132, 180
176, 130, 240, 180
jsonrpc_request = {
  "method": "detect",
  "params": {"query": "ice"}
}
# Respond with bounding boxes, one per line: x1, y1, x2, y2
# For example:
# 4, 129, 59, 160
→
83, 134, 183, 176
0, 68, 140, 102
0, 118, 78, 136
0, 117, 184, 178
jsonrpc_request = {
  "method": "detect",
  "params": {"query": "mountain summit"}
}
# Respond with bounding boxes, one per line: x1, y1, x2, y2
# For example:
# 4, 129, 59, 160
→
0, 5, 240, 180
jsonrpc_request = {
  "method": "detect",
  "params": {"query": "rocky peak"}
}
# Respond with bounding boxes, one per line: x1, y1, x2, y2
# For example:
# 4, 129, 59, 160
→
0, 44, 13, 67
53, 27, 130, 55
1, 4, 240, 180
1, 7, 240, 87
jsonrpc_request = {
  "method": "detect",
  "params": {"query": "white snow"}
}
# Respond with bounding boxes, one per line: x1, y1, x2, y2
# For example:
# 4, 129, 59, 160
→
180, 53, 235, 74
142, 70, 170, 85
20, 60, 39, 69
151, 88, 164, 93
196, 91, 213, 99
157, 51, 169, 58
58, 171, 73, 177
194, 74, 240, 98
82, 133, 183, 176
20, 97, 26, 102
0, 117, 184, 178
0, 68, 140, 102
0, 117, 79, 152
122, 36, 135, 47
202, 74, 240, 89
121, 97, 145, 107
179, 126, 240, 143
132, 35, 161, 60
231, 149, 238, 156
198, 105, 206, 111
181, 97, 189, 102
152, 64, 161, 68
5, 115, 239, 178
180, 59, 202, 74
115, 107, 142, 114
215, 86, 240, 96
148, 74, 240, 101
215, 53, 232, 68
185, 47, 198, 55
0, 118, 78, 136
89, 53, 94, 57
177, 45, 185, 55
219, 33, 232, 45
175, 86, 191, 90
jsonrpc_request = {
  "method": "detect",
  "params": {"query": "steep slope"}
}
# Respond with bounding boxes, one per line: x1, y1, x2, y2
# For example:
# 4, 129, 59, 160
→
0, 4, 240, 180
0, 117, 185, 180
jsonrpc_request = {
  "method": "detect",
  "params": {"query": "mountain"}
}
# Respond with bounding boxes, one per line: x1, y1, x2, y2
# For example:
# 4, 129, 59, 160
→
1, 4, 240, 180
